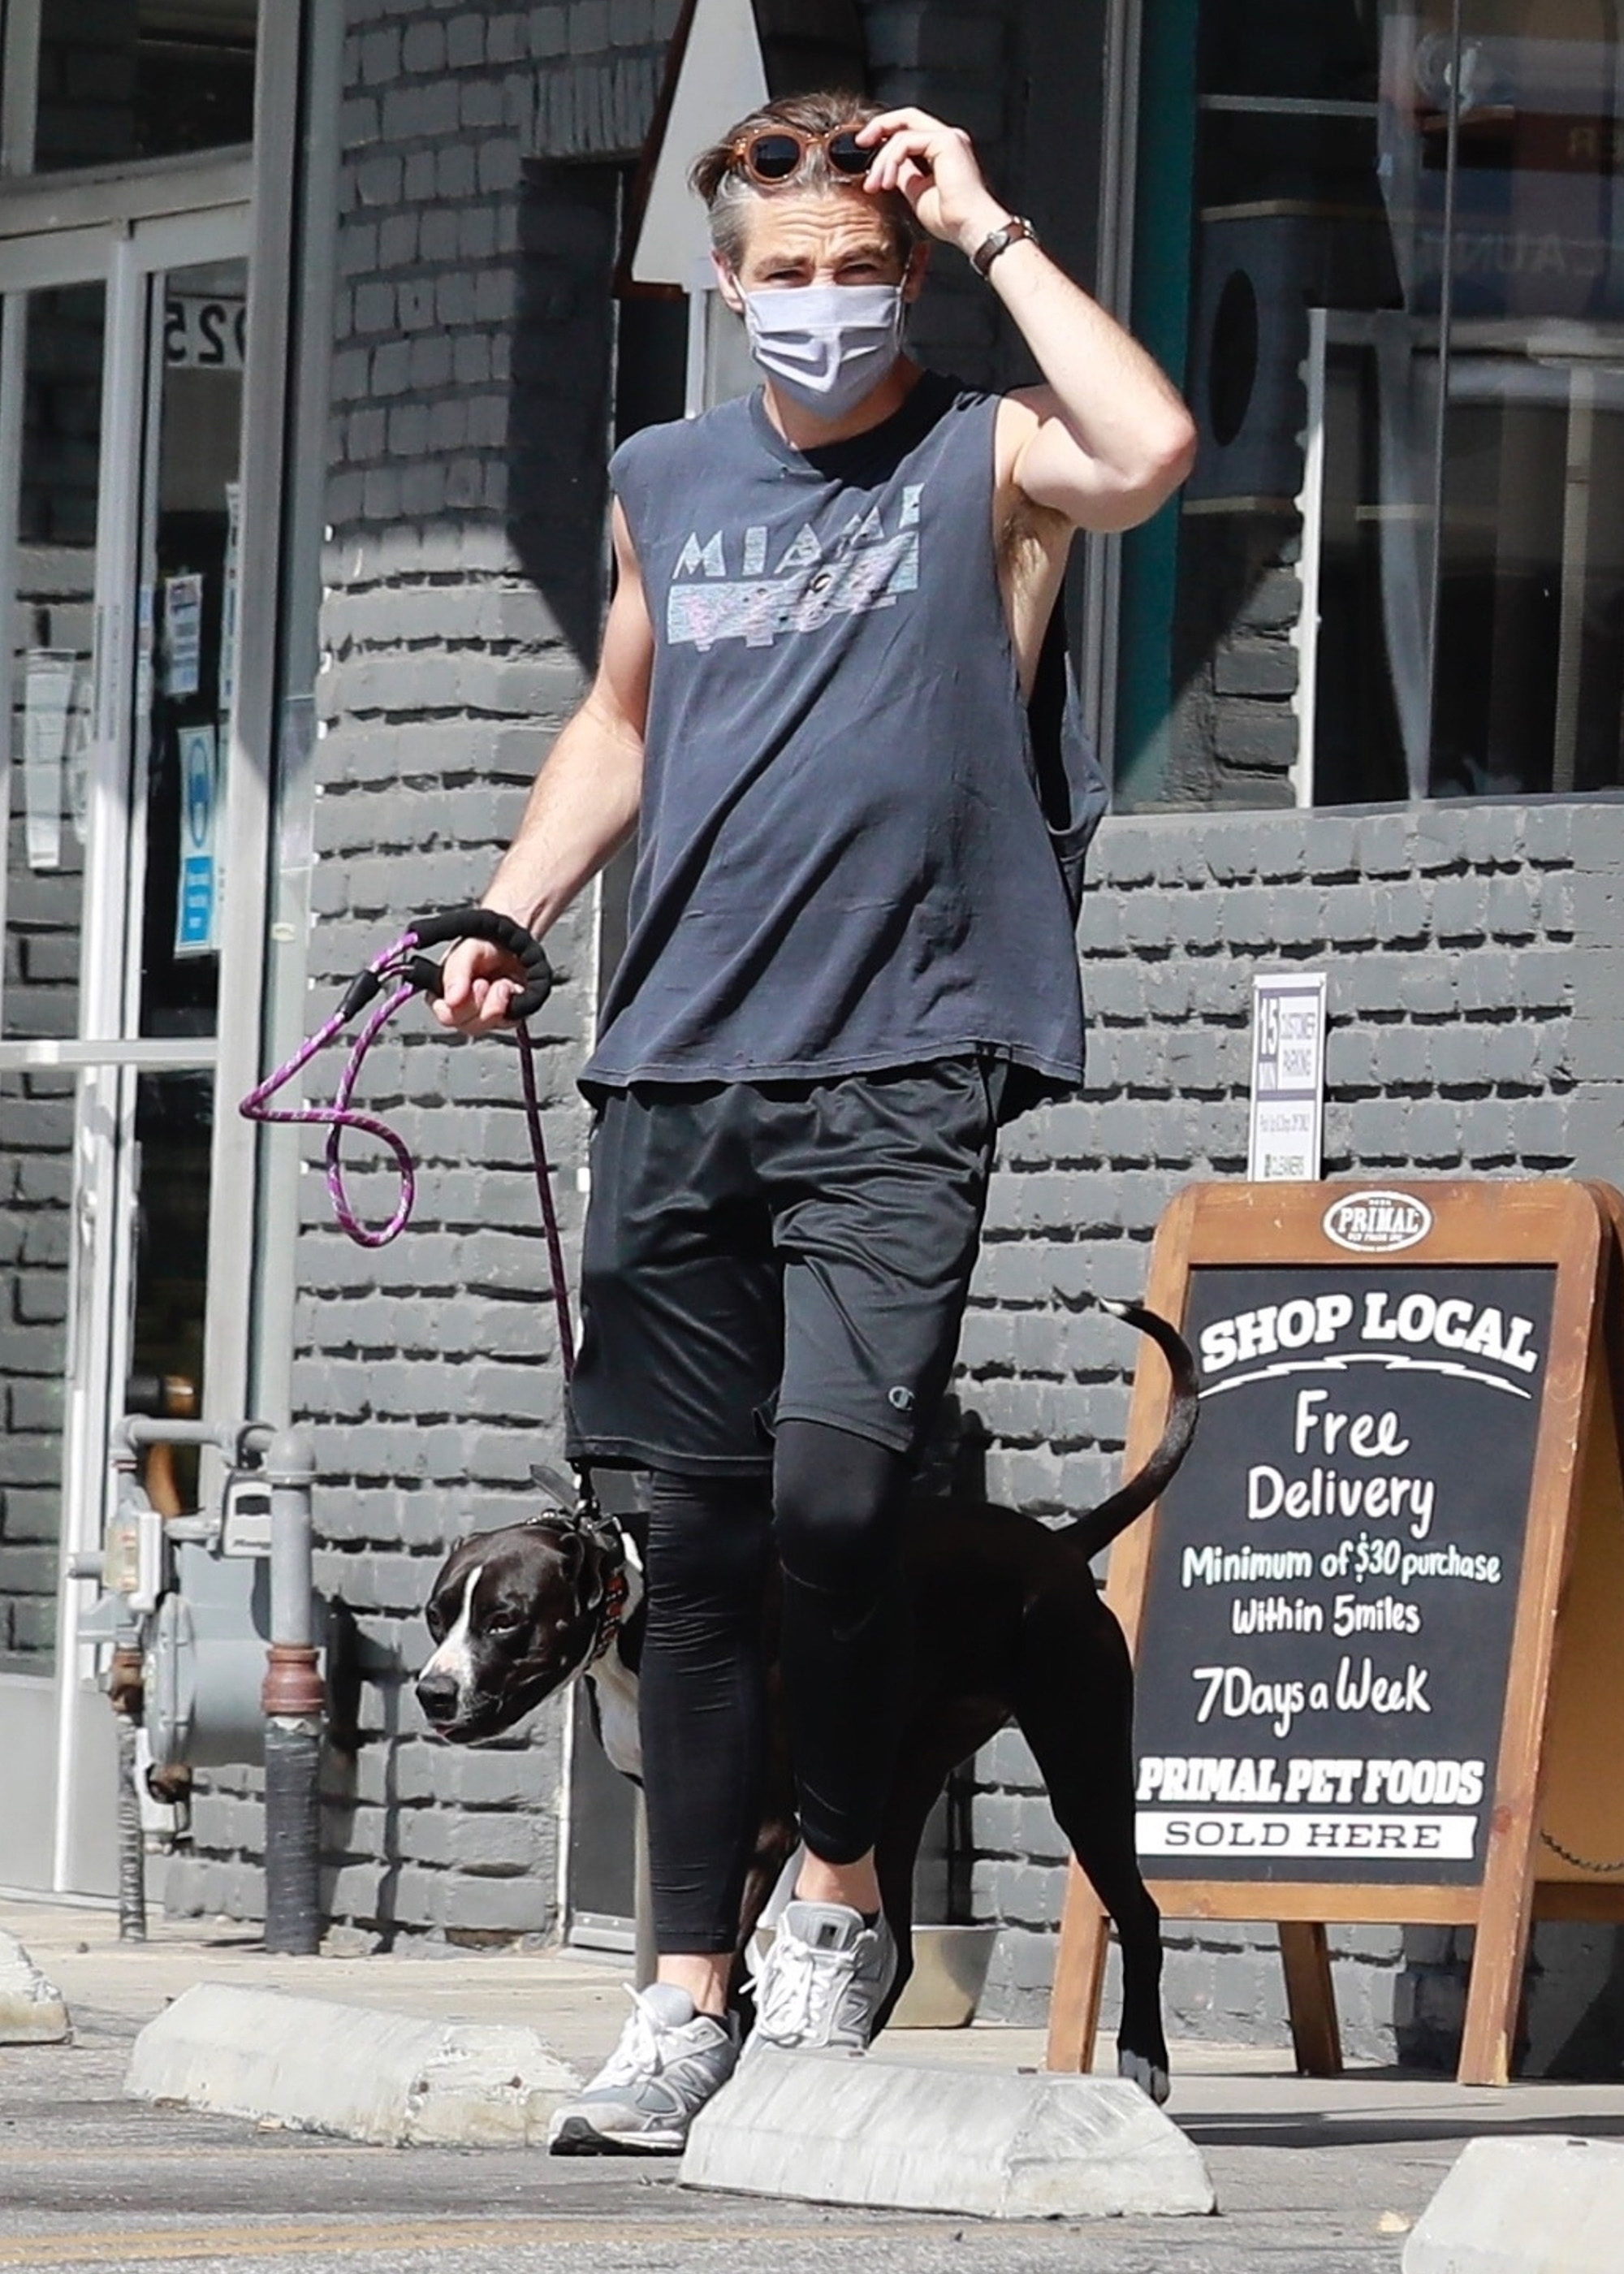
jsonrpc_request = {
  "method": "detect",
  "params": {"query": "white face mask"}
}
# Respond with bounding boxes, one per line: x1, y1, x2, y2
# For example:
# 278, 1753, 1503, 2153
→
740, 282, 906, 420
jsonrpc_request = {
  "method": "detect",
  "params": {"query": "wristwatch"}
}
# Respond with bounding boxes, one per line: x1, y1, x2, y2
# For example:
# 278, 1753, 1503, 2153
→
971, 214, 1039, 279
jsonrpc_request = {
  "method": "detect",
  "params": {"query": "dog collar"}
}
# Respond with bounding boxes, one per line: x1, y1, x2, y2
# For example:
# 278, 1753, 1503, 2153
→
588, 1567, 630, 1666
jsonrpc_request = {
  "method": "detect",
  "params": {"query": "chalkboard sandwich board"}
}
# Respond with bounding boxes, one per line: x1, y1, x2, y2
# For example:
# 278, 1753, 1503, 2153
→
1047, 1179, 1624, 2090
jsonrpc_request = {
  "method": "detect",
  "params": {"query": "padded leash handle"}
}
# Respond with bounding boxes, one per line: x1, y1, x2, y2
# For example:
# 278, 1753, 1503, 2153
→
401, 906, 554, 1024
337, 907, 553, 1026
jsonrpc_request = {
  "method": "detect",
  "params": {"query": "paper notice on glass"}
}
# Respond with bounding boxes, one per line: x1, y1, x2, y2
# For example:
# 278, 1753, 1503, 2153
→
23, 649, 76, 871
219, 481, 240, 717
1248, 971, 1328, 1182
174, 723, 218, 958
164, 572, 203, 698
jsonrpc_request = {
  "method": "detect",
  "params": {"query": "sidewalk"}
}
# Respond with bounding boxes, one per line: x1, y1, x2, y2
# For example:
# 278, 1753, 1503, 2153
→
8, 1886, 1624, 2268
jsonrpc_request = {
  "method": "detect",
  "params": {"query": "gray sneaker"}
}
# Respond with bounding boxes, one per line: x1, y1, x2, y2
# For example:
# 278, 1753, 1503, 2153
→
748, 1900, 898, 2054
547, 1982, 739, 2155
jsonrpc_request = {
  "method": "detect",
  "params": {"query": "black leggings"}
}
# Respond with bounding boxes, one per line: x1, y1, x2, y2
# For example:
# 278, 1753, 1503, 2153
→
638, 1418, 912, 1954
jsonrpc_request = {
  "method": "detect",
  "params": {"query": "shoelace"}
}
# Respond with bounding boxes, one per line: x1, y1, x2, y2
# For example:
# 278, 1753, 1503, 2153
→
753, 1935, 860, 2043
595, 1987, 681, 2085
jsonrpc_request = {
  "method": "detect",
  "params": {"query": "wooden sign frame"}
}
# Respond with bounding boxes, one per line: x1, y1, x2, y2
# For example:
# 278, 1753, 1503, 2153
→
1047, 1178, 1624, 2089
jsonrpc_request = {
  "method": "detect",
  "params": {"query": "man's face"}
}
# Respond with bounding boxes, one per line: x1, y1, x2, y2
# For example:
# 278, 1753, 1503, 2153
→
715, 189, 922, 307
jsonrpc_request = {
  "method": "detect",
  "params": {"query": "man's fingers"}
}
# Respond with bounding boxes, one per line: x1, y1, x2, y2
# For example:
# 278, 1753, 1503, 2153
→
438, 940, 492, 1012
865, 126, 973, 199
475, 975, 520, 1022
857, 106, 952, 144
867, 138, 936, 193
428, 946, 522, 1034
866, 126, 940, 173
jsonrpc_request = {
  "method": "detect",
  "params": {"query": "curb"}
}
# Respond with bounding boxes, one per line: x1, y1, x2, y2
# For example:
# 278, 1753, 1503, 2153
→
127, 1982, 581, 2146
0, 1929, 71, 2044
1404, 2135, 1624, 2273
682, 2049, 1217, 2219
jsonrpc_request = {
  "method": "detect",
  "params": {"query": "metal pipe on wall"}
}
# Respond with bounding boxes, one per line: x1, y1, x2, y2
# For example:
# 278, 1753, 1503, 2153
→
261, 1427, 323, 1955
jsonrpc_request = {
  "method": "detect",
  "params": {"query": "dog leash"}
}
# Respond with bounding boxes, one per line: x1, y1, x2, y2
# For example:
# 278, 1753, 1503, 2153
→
239, 908, 580, 1394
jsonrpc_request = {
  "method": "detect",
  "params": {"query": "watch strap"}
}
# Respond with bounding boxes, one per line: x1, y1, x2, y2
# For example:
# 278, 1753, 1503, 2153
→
971, 214, 1039, 278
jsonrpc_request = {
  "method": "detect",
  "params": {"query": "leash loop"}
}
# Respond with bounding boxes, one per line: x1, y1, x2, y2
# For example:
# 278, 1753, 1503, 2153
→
240, 913, 577, 1379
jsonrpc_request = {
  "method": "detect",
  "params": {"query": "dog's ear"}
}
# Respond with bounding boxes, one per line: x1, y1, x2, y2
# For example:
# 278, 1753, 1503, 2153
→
552, 1528, 585, 1581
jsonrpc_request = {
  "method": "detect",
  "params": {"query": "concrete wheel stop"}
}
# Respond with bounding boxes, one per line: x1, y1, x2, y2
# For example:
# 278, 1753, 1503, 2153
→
680, 2049, 1217, 2220
1402, 2135, 1624, 2274
0, 1930, 70, 2044
127, 1982, 580, 2147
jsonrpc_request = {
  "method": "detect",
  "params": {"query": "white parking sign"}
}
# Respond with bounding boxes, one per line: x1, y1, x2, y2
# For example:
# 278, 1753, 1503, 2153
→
1248, 971, 1327, 1181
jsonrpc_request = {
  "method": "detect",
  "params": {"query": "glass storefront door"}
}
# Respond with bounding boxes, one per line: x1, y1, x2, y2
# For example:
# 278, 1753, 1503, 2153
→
0, 199, 250, 1891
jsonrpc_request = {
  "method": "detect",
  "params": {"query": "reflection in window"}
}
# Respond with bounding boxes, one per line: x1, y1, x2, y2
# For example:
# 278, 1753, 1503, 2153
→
1121, 0, 1624, 808
32, 0, 256, 174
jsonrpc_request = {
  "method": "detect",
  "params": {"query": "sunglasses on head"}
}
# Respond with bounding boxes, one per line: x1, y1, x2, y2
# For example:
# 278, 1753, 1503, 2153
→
728, 123, 874, 187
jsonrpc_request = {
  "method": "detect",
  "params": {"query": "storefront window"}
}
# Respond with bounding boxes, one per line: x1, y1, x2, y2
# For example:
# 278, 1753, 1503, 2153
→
21, 0, 256, 175
1119, 0, 1624, 807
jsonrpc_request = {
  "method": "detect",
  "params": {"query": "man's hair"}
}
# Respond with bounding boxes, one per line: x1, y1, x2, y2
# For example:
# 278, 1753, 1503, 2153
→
689, 89, 922, 270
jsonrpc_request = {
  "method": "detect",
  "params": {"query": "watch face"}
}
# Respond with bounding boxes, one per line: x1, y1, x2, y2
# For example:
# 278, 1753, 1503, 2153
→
977, 219, 1034, 275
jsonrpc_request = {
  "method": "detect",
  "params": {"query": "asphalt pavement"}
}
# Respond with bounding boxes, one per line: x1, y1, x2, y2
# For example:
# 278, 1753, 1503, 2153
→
5, 1891, 1624, 2273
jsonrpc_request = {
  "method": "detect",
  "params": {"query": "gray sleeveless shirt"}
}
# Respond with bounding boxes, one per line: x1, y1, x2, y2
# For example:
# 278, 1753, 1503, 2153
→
582, 371, 1104, 1109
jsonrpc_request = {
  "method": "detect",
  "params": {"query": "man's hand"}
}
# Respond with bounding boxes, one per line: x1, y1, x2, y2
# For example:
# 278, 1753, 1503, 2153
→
431, 935, 530, 1036
857, 108, 1011, 263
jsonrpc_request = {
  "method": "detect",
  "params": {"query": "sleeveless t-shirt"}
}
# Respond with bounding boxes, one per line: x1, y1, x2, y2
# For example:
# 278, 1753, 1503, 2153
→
581, 370, 1105, 1109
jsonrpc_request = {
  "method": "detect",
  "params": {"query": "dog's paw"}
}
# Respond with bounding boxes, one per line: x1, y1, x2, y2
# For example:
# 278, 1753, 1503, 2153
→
1117, 2044, 1171, 2106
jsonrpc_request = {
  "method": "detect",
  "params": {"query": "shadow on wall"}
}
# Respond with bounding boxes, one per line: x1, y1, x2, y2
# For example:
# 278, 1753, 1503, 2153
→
1396, 1921, 1624, 2081
320, 1677, 406, 1946
506, 162, 621, 672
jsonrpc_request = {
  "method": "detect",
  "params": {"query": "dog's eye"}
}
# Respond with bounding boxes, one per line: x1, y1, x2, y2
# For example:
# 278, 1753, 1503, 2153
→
425, 1610, 445, 1641
486, 1610, 526, 1635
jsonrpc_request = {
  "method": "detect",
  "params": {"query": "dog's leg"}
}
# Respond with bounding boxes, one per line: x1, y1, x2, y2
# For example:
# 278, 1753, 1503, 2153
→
871, 1733, 989, 2037
1012, 1588, 1170, 2105
871, 1777, 932, 2034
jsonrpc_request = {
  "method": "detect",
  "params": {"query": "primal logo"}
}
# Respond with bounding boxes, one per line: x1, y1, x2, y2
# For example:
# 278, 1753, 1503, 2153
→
1322, 1191, 1433, 1255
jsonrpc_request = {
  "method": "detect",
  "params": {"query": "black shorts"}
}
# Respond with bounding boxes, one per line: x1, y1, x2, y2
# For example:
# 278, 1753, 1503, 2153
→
565, 1059, 1000, 1476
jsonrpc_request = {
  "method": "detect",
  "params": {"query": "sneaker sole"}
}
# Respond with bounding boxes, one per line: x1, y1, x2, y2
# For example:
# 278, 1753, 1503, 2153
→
547, 2114, 687, 2156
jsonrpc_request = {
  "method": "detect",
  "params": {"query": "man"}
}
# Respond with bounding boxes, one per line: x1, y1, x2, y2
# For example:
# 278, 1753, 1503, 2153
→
437, 90, 1194, 2154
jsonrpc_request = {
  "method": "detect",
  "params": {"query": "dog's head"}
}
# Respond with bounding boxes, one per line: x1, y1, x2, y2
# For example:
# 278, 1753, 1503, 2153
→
416, 1514, 626, 1744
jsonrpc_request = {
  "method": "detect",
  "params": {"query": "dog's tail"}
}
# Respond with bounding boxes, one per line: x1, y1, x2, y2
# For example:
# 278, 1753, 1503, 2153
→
1065, 1299, 1200, 1563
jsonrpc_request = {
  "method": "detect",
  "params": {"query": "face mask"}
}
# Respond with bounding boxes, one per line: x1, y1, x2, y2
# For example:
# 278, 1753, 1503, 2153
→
740, 282, 905, 420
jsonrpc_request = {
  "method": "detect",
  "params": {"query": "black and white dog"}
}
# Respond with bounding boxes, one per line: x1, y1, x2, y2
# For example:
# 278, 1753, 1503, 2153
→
417, 1299, 1198, 2101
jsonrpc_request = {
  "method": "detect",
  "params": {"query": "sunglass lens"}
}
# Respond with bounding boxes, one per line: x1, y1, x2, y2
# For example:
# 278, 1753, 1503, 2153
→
828, 130, 870, 175
748, 133, 801, 181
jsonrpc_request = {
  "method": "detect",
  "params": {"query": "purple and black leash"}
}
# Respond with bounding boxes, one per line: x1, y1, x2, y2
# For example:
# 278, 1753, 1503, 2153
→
239, 908, 578, 1387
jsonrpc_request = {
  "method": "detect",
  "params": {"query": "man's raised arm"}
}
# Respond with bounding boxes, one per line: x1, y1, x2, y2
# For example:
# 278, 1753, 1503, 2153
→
435, 501, 653, 1034
859, 108, 1196, 533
